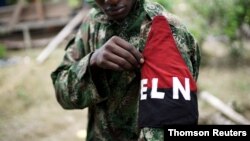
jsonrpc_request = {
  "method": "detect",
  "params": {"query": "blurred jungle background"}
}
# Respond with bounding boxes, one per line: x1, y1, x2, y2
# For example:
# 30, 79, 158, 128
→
0, 0, 249, 140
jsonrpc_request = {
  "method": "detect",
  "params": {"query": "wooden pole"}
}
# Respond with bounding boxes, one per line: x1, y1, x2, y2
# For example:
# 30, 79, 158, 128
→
23, 26, 32, 48
8, 0, 25, 31
200, 91, 250, 124
35, 0, 45, 21
36, 9, 87, 64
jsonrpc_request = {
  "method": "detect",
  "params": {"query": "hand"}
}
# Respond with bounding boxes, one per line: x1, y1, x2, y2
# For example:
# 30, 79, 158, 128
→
90, 36, 144, 71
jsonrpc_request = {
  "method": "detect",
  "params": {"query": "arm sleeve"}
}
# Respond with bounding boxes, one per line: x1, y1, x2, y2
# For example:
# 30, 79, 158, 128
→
51, 22, 109, 109
172, 25, 201, 81
185, 31, 201, 81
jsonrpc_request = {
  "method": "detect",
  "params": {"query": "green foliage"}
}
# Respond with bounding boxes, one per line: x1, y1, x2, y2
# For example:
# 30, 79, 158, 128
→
0, 44, 7, 59
67, 0, 82, 9
189, 0, 250, 41
187, 0, 250, 60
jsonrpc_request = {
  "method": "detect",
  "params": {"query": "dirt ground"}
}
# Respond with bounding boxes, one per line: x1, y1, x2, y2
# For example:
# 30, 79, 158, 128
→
0, 46, 250, 141
0, 49, 87, 141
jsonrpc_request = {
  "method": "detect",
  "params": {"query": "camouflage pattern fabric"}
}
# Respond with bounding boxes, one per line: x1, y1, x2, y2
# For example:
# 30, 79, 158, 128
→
51, 0, 200, 140
139, 128, 164, 141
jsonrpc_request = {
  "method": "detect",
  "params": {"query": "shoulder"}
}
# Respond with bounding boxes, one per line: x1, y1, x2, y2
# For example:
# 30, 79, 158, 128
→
143, 1, 194, 44
77, 8, 102, 39
143, 0, 185, 29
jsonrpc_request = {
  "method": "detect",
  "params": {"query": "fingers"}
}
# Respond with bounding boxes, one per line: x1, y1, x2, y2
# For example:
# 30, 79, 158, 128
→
112, 36, 144, 64
107, 43, 139, 68
104, 51, 133, 70
102, 61, 123, 71
91, 47, 133, 71
90, 36, 145, 71
93, 50, 123, 71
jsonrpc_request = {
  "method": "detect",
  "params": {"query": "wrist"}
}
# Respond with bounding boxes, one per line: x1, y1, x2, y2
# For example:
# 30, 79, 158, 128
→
89, 52, 97, 67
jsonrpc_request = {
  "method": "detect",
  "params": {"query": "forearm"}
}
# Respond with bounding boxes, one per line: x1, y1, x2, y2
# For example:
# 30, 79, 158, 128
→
51, 53, 107, 109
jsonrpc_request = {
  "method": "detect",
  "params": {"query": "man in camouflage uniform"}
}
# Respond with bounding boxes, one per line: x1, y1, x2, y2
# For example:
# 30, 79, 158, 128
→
51, 0, 200, 140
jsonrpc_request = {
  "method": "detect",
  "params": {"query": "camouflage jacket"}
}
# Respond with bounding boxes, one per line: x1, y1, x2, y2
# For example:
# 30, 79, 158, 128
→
51, 0, 200, 140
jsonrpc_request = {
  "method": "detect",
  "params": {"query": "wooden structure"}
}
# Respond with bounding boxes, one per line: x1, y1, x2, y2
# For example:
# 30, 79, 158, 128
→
36, 9, 88, 64
0, 0, 74, 49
